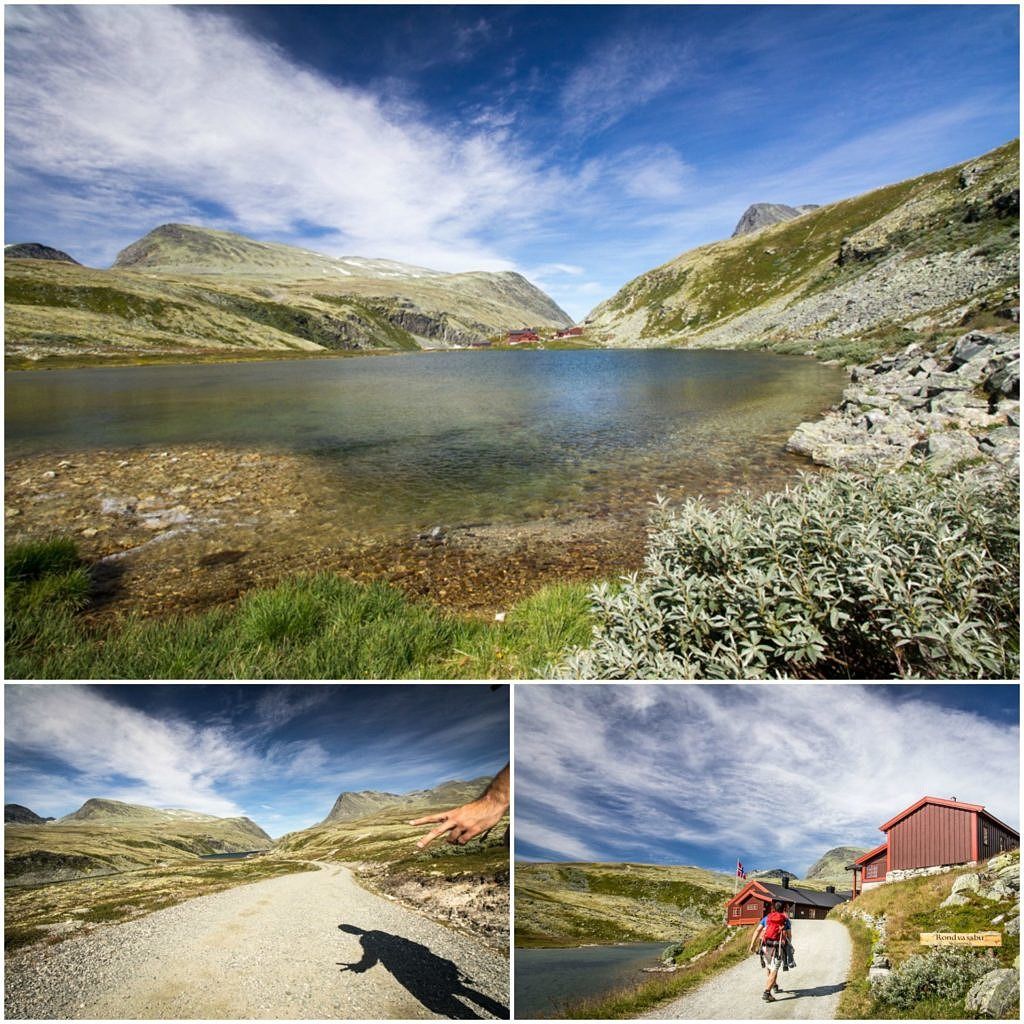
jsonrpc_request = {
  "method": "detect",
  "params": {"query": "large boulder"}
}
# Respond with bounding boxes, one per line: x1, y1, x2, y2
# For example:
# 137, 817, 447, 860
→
964, 968, 1019, 1018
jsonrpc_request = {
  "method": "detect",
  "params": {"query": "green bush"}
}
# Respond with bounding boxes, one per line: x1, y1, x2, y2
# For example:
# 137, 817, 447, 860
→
560, 467, 1019, 679
875, 947, 993, 1011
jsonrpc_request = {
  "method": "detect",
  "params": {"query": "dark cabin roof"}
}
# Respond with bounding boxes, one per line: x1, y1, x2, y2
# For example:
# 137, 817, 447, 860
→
757, 881, 851, 908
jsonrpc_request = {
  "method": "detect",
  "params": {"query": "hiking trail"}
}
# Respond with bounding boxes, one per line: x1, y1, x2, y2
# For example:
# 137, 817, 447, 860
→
5, 862, 508, 1020
642, 919, 852, 1020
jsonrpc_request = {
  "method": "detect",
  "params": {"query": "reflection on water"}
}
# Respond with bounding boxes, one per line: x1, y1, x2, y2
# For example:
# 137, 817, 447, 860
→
515, 942, 668, 1018
5, 350, 845, 537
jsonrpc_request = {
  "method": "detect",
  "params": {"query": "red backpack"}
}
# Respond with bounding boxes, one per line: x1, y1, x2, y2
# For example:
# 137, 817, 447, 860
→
764, 910, 788, 941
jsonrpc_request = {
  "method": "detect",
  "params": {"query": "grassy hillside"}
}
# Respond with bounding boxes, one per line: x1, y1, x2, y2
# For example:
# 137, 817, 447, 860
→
514, 862, 734, 948
5, 224, 571, 366
588, 139, 1019, 363
833, 850, 1020, 1019
805, 846, 870, 885
5, 813, 272, 884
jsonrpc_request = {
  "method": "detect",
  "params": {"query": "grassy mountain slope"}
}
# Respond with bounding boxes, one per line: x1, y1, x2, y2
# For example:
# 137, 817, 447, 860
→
5, 223, 571, 366
5, 801, 272, 885
587, 139, 1019, 363
515, 862, 734, 948
805, 845, 870, 885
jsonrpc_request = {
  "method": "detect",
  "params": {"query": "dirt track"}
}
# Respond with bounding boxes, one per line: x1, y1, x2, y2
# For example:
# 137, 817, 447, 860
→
643, 920, 852, 1020
5, 862, 508, 1019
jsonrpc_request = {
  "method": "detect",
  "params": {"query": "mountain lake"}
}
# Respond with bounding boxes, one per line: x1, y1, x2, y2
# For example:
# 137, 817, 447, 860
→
5, 349, 846, 614
515, 941, 669, 1018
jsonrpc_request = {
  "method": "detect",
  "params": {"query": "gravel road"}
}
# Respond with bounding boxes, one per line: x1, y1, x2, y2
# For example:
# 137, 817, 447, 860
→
5, 862, 509, 1020
642, 920, 852, 1020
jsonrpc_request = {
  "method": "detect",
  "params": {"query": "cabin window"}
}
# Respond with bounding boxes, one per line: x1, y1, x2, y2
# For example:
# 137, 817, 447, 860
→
732, 906, 740, 917
999, 836, 1006, 852
983, 826, 990, 846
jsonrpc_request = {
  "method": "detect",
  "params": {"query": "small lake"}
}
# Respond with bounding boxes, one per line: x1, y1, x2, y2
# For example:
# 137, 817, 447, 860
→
5, 350, 844, 539
515, 942, 668, 1018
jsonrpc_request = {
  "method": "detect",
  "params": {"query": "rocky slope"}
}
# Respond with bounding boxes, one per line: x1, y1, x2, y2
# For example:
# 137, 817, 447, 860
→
514, 862, 734, 947
4, 804, 53, 825
321, 778, 489, 824
5, 799, 272, 885
587, 139, 1019, 362
731, 202, 819, 237
5, 224, 571, 365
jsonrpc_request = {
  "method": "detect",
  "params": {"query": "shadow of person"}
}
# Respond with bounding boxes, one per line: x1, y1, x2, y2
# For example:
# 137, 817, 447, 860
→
784, 982, 847, 998
337, 923, 509, 1020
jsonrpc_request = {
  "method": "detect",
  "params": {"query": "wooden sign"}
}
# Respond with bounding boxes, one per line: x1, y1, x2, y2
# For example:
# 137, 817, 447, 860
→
920, 931, 1002, 947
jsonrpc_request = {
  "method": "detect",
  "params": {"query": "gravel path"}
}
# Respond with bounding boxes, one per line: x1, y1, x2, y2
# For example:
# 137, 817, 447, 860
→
642, 920, 852, 1020
5, 862, 509, 1020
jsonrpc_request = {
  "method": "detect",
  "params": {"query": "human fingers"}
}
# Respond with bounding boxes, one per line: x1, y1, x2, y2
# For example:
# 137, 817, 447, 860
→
410, 813, 446, 826
416, 820, 454, 848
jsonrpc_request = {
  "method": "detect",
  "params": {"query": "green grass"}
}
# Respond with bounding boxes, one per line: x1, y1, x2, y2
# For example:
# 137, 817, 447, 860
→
556, 928, 748, 1019
835, 916, 875, 1019
4, 539, 593, 678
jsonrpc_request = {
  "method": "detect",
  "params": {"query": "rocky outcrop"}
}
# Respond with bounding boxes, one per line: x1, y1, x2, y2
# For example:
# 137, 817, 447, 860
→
5, 242, 80, 264
965, 968, 1020, 1018
731, 203, 819, 237
786, 330, 1020, 473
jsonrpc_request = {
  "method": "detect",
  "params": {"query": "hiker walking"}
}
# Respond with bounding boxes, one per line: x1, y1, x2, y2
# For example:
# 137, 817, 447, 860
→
748, 899, 793, 1002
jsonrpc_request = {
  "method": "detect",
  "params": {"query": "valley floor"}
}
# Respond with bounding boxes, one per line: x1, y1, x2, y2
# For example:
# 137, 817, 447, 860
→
4, 862, 509, 1020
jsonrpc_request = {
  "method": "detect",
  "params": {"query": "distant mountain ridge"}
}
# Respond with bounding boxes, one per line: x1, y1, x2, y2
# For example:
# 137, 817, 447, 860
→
5, 798, 272, 884
5, 223, 572, 365
731, 203, 819, 237
321, 777, 490, 824
805, 845, 869, 883
5, 242, 80, 264
4, 803, 53, 824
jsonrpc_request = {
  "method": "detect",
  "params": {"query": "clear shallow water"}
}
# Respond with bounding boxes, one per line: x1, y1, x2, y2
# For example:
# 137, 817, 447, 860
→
515, 942, 668, 1018
5, 350, 845, 537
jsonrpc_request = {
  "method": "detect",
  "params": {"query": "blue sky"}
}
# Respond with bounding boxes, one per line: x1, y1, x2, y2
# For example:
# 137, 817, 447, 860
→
4, 684, 509, 838
515, 685, 1020, 876
4, 5, 1019, 319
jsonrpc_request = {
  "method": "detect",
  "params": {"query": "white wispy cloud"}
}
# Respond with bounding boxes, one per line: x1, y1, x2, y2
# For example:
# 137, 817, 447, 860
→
4, 6, 566, 271
559, 32, 695, 135
4, 685, 313, 817
516, 685, 1019, 871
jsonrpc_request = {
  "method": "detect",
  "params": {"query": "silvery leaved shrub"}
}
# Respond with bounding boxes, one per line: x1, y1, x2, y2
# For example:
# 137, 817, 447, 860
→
874, 947, 993, 1010
558, 467, 1019, 679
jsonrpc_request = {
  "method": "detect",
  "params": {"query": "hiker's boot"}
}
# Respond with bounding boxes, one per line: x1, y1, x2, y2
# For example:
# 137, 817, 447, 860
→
762, 991, 775, 1002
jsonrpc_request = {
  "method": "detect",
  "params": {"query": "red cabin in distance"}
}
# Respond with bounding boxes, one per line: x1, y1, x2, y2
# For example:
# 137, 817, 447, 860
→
506, 329, 539, 344
725, 877, 850, 926
555, 326, 584, 338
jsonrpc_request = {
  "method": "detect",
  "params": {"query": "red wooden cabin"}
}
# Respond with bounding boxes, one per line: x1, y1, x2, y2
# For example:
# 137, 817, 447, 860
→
726, 877, 849, 926
555, 326, 584, 338
848, 796, 1019, 897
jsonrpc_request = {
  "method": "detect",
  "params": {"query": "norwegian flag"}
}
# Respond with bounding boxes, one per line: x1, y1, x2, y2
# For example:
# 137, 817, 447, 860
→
736, 860, 747, 879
